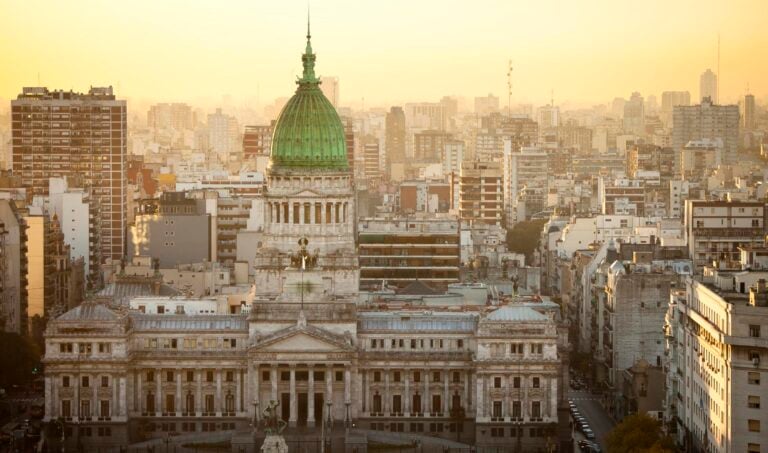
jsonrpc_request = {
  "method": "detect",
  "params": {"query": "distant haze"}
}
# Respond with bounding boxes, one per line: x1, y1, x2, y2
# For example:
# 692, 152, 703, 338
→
1, 0, 766, 110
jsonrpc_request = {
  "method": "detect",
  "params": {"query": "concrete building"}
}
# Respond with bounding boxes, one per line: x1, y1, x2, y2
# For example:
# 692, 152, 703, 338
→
699, 69, 718, 103
358, 215, 460, 290
242, 123, 274, 160
207, 108, 239, 155
661, 91, 691, 126
458, 161, 503, 226
442, 140, 464, 177
127, 192, 212, 268
48, 178, 101, 287
385, 106, 407, 170
11, 86, 127, 263
363, 141, 381, 184
672, 97, 739, 161
413, 130, 451, 163
475, 94, 500, 116
742, 93, 756, 131
0, 198, 28, 334
680, 138, 723, 179
147, 103, 194, 131
623, 92, 645, 136
665, 273, 768, 453
405, 103, 446, 131
503, 143, 548, 225
685, 200, 766, 270
320, 76, 339, 108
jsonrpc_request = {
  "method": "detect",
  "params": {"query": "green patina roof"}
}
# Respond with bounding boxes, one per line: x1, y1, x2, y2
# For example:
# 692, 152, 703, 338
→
270, 23, 348, 171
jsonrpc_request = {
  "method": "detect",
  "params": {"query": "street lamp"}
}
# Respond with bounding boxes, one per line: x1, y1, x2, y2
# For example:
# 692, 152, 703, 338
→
345, 401, 351, 431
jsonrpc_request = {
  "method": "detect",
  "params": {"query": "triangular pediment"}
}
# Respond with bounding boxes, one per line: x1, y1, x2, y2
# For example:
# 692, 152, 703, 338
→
250, 324, 355, 353
289, 189, 324, 197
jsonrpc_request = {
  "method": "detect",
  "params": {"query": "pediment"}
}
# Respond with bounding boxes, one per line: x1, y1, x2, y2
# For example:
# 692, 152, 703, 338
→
250, 325, 355, 353
289, 189, 324, 197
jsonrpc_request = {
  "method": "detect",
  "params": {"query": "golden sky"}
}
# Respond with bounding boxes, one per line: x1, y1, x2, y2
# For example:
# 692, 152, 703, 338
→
0, 0, 765, 109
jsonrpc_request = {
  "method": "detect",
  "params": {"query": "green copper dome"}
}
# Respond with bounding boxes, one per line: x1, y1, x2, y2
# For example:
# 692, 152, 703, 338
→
270, 25, 348, 171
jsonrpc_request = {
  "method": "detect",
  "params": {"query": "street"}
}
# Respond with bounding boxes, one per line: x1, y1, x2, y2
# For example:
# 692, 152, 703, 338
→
568, 389, 615, 451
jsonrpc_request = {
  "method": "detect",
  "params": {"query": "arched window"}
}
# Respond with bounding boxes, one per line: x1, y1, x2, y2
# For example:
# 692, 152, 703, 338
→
225, 392, 235, 413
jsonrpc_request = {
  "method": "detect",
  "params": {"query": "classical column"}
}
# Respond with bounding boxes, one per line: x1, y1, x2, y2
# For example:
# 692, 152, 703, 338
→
250, 365, 258, 416
155, 370, 161, 416
44, 376, 52, 419
119, 376, 127, 417
404, 369, 410, 415
270, 365, 278, 404
136, 371, 142, 414
384, 370, 390, 414
475, 373, 484, 418
424, 370, 430, 414
92, 377, 98, 417
464, 370, 471, 413
236, 369, 242, 413
196, 370, 203, 414
176, 371, 182, 415
74, 372, 80, 419
307, 365, 315, 426
443, 371, 449, 415
325, 365, 333, 419
310, 203, 316, 224
320, 202, 326, 225
344, 365, 351, 404
216, 370, 222, 415
289, 365, 297, 426
113, 375, 119, 417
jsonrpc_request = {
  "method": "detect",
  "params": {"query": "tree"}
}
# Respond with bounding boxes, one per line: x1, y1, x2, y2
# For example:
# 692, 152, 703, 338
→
0, 332, 40, 389
606, 414, 676, 453
506, 219, 547, 264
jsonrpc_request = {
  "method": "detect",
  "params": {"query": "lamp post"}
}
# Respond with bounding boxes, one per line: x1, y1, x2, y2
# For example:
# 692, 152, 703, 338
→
345, 401, 351, 432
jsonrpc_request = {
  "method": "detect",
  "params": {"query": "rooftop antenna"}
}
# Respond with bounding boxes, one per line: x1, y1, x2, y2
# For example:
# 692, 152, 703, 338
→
507, 59, 513, 116
550, 89, 554, 107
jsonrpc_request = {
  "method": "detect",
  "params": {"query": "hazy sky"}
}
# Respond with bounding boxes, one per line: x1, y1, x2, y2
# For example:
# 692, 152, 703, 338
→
0, 0, 766, 110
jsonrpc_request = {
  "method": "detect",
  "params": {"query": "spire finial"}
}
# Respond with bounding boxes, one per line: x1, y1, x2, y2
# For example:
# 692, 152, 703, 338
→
299, 9, 319, 85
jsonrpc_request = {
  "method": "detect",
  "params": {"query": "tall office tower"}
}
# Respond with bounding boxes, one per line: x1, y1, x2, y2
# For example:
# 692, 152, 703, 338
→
611, 97, 627, 118
320, 76, 339, 108
660, 91, 691, 125
672, 98, 740, 161
537, 104, 560, 130
0, 198, 28, 334
458, 160, 503, 226
11, 86, 126, 262
362, 140, 381, 183
146, 103, 194, 130
623, 92, 645, 135
440, 96, 458, 130
405, 102, 446, 130
207, 108, 239, 154
385, 106, 406, 166
743, 93, 756, 130
699, 69, 718, 103
442, 140, 464, 176
474, 94, 500, 116
559, 119, 593, 155
413, 129, 451, 162
502, 142, 548, 225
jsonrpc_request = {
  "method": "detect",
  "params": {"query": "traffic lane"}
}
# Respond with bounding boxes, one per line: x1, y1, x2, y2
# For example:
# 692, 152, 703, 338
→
569, 391, 614, 450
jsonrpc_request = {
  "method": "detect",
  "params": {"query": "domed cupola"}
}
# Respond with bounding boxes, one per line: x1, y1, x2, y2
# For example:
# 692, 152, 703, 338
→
269, 22, 348, 171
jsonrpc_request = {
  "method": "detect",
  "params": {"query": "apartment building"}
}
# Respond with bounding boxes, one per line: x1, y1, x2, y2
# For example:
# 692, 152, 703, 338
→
665, 273, 768, 453
684, 200, 766, 270
458, 161, 503, 226
11, 86, 127, 263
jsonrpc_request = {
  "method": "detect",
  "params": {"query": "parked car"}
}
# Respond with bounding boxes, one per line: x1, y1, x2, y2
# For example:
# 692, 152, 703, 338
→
583, 428, 596, 440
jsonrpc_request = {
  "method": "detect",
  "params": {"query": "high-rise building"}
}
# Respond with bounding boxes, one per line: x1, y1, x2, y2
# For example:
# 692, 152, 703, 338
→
146, 103, 194, 130
442, 140, 464, 176
503, 144, 548, 225
11, 86, 127, 263
207, 108, 239, 154
405, 102, 446, 130
242, 124, 273, 158
362, 140, 381, 183
743, 93, 756, 130
458, 161, 503, 226
474, 94, 500, 116
672, 97, 740, 160
385, 106, 406, 167
320, 76, 339, 108
699, 68, 718, 103
413, 129, 451, 162
660, 91, 691, 125
0, 198, 28, 334
623, 92, 645, 135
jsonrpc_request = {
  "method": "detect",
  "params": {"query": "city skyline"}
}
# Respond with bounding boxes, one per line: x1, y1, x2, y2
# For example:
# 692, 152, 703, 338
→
0, 0, 767, 110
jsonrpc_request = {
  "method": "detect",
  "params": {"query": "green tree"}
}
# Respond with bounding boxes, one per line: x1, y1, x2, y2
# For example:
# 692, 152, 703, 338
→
606, 414, 676, 453
0, 331, 40, 389
506, 219, 547, 263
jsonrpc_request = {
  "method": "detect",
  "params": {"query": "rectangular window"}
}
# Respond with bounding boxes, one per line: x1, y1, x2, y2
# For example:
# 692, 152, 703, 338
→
100, 400, 110, 418
262, 371, 270, 381
749, 325, 761, 338
81, 376, 90, 388
748, 444, 760, 453
373, 371, 381, 382
394, 371, 401, 382
494, 377, 502, 388
413, 372, 421, 383
61, 400, 71, 417
206, 371, 214, 382
513, 377, 521, 388
748, 395, 760, 409
62, 376, 70, 388
186, 371, 194, 382
432, 372, 441, 382
748, 419, 760, 432
101, 376, 109, 387
492, 401, 502, 418
531, 401, 541, 419
166, 371, 174, 382
748, 372, 760, 385
512, 400, 521, 418
457, 339, 464, 348
98, 343, 111, 353
453, 372, 460, 383
226, 371, 234, 382
532, 377, 540, 388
